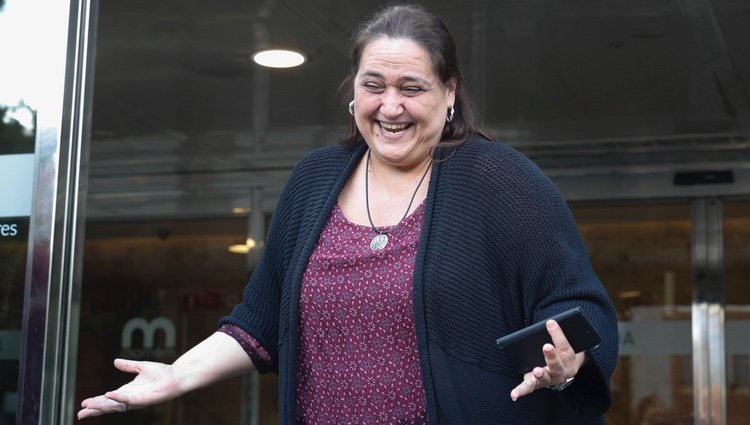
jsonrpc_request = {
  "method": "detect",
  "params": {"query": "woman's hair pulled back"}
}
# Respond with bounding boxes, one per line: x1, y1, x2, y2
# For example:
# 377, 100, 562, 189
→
341, 3, 480, 147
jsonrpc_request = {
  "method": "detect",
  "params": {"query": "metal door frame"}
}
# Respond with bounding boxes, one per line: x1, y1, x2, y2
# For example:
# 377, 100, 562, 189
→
692, 197, 727, 425
17, 0, 97, 424
12, 0, 743, 423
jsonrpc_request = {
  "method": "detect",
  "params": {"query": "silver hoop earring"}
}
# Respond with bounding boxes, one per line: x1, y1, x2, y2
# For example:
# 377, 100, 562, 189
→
446, 105, 455, 123
348, 100, 355, 116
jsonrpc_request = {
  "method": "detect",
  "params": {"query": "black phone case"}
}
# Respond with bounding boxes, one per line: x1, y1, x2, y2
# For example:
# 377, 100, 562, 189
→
495, 307, 601, 373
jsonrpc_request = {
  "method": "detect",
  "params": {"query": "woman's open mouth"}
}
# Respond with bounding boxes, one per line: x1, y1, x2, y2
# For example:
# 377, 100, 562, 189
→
379, 121, 413, 134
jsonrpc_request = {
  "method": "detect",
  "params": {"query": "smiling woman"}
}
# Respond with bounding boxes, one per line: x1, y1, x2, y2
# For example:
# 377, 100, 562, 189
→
2, 0, 748, 422
352, 38, 454, 170
78, 4, 619, 425
3, 0, 750, 422
340, 37, 452, 231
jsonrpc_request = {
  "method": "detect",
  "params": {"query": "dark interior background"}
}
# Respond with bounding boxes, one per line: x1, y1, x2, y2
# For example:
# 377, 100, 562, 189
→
72, 2, 750, 425
86, 0, 750, 219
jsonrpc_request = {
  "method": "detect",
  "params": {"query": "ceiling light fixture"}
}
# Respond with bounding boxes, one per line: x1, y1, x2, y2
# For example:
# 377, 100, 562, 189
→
618, 290, 642, 299
228, 238, 257, 254
252, 49, 306, 68
232, 207, 250, 214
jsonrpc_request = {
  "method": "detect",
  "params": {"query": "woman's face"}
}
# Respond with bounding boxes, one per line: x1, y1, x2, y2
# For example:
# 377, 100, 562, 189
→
353, 37, 455, 169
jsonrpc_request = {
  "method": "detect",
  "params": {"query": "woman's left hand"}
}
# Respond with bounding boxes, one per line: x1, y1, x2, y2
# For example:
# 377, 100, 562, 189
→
509, 319, 587, 401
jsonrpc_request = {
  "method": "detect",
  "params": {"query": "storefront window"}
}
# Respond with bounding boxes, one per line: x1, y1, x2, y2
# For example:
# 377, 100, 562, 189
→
573, 203, 694, 425
76, 218, 259, 424
724, 200, 750, 425
74, 0, 748, 423
0, 1, 38, 424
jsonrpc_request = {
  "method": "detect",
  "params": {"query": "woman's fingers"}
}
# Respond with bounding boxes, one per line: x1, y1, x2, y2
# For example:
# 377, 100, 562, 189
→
77, 360, 148, 419
510, 319, 584, 400
544, 320, 580, 381
113, 358, 141, 374
546, 320, 574, 359
510, 369, 539, 401
542, 342, 568, 383
78, 395, 128, 419
103, 390, 129, 405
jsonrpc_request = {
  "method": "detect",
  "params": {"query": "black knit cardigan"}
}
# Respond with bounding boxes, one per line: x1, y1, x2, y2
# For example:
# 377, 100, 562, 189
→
220, 136, 619, 424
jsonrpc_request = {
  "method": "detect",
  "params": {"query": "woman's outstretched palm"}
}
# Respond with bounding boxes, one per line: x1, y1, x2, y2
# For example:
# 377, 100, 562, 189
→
77, 332, 256, 420
78, 358, 181, 419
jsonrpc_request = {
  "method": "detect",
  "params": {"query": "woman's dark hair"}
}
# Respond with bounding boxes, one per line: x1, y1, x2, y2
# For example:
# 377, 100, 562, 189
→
340, 3, 484, 147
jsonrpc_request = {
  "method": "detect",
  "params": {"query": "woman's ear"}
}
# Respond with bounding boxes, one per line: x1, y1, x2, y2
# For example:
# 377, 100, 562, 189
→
446, 77, 457, 105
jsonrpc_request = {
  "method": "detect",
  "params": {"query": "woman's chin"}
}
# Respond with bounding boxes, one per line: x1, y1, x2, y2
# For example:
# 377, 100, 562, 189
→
369, 145, 432, 169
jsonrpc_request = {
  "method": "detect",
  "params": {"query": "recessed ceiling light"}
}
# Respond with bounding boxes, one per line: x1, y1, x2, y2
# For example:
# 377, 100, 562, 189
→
619, 290, 641, 299
228, 238, 257, 254
252, 49, 306, 68
228, 244, 250, 254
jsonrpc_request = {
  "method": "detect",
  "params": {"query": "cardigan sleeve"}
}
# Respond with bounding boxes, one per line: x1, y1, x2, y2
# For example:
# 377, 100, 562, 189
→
410, 139, 618, 422
218, 324, 273, 374
217, 144, 360, 374
497, 146, 619, 416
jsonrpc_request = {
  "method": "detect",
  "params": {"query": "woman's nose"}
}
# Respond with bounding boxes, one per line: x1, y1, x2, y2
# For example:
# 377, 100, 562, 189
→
380, 89, 403, 117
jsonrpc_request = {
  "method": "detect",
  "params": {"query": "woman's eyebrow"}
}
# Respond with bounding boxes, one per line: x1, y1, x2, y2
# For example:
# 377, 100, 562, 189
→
359, 70, 431, 86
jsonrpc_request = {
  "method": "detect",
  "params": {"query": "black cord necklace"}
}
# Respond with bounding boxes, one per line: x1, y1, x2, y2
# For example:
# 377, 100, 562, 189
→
365, 149, 432, 251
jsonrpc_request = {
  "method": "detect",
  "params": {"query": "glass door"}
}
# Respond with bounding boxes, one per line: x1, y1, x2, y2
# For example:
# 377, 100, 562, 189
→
724, 200, 750, 425
75, 217, 258, 425
1, 0, 95, 423
1, 2, 41, 424
572, 202, 694, 425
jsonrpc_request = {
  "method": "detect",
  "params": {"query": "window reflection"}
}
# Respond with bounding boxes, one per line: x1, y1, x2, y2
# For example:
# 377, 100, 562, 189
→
75, 218, 256, 424
0, 0, 39, 151
0, 232, 25, 425
0, 2, 37, 424
0, 102, 36, 154
573, 203, 694, 425
725, 201, 750, 425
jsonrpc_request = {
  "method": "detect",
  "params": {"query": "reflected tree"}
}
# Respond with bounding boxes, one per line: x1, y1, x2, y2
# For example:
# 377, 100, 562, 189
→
0, 105, 35, 154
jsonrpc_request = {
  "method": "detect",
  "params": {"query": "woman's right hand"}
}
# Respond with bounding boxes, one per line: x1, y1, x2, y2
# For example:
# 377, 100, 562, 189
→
77, 331, 256, 420
77, 358, 181, 419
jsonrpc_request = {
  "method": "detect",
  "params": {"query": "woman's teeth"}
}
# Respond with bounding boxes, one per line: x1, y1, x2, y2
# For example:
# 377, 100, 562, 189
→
380, 122, 410, 133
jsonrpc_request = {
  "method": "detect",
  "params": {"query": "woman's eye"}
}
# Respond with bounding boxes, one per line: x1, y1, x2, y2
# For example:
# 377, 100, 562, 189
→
402, 86, 424, 95
363, 82, 384, 92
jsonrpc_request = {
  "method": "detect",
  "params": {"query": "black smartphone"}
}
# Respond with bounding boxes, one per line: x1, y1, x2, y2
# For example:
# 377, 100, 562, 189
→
495, 307, 601, 373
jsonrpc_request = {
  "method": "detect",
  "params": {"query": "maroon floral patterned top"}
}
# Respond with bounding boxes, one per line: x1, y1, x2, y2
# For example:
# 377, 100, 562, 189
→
221, 201, 427, 424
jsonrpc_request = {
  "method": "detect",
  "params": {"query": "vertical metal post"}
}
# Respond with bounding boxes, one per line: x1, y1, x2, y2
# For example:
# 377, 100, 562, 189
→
691, 197, 726, 425
240, 374, 261, 425
17, 0, 96, 424
246, 187, 265, 270
241, 187, 265, 425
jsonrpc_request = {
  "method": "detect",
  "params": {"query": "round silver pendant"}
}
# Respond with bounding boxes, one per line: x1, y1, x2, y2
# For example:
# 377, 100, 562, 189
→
370, 233, 389, 251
